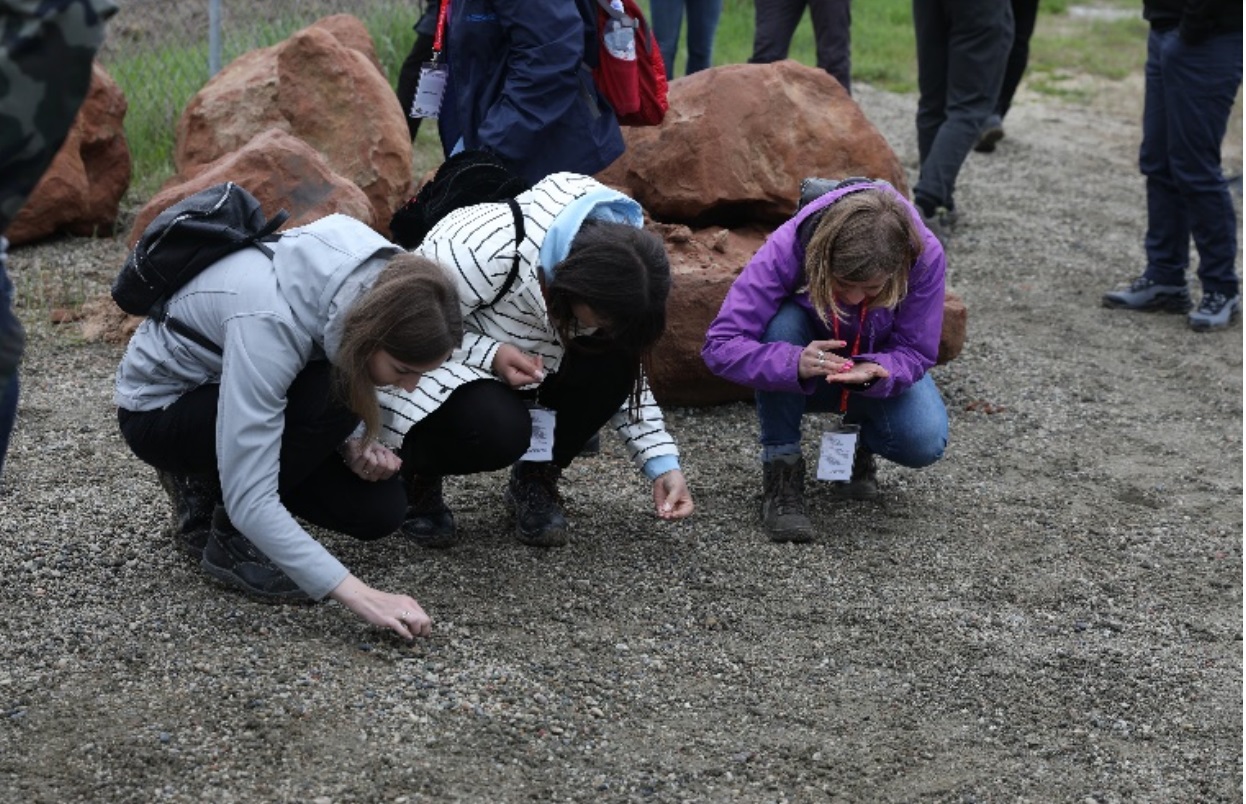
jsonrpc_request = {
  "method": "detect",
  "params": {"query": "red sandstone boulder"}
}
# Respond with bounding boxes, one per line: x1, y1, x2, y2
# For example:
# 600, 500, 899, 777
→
173, 15, 411, 233
128, 128, 374, 245
8, 64, 130, 245
598, 61, 908, 227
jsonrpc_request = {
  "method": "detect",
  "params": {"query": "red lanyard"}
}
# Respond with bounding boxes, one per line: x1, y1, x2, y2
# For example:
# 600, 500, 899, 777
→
831, 302, 868, 413
433, 0, 451, 55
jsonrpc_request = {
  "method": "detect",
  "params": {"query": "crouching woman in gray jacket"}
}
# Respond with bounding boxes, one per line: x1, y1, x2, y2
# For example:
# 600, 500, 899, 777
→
114, 214, 462, 640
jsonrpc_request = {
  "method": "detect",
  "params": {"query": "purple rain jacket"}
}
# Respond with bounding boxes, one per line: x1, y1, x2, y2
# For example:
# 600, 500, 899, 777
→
701, 182, 946, 400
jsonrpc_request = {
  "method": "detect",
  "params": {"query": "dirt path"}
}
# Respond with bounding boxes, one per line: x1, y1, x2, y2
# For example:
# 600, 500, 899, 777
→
0, 75, 1241, 802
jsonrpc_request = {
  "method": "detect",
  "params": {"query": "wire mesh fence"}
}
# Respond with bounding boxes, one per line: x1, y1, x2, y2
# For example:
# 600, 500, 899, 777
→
95, 0, 422, 196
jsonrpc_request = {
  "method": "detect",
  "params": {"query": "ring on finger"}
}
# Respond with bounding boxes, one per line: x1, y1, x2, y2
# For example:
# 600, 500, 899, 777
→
398, 610, 411, 621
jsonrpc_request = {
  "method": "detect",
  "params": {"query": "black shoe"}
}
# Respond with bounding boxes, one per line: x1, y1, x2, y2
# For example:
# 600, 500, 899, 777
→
400, 475, 457, 548
157, 469, 221, 558
829, 447, 880, 501
974, 115, 1004, 153
505, 462, 569, 547
201, 506, 310, 603
761, 455, 814, 543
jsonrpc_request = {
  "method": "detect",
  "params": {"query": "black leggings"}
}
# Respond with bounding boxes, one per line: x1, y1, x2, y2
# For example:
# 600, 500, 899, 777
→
118, 361, 406, 540
400, 339, 634, 476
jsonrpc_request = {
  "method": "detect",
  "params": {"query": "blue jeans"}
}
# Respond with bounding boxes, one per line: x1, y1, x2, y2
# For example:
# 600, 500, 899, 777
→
0, 244, 22, 484
649, 0, 723, 79
755, 302, 948, 467
1140, 26, 1242, 296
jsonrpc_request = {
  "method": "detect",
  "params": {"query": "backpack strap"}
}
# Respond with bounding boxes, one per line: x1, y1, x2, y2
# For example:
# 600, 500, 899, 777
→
158, 214, 288, 356
484, 198, 526, 309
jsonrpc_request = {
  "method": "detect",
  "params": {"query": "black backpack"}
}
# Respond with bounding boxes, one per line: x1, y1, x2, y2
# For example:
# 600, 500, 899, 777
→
389, 149, 531, 307
112, 182, 289, 353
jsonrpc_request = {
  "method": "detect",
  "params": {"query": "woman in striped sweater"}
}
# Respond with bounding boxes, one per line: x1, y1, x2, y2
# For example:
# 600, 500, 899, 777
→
376, 172, 695, 547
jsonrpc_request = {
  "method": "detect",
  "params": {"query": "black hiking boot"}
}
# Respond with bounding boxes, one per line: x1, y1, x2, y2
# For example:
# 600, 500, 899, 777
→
156, 469, 222, 558
505, 461, 569, 547
201, 505, 310, 603
829, 446, 880, 501
400, 474, 457, 548
761, 455, 814, 543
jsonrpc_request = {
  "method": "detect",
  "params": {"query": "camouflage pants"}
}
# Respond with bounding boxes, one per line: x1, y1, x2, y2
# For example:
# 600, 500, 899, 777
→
0, 0, 116, 480
0, 0, 118, 233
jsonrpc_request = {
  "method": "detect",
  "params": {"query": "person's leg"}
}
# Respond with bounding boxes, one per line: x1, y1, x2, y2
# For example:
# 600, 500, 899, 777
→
1162, 30, 1242, 302
913, 0, 1013, 213
749, 0, 806, 64
844, 374, 948, 469
1138, 28, 1191, 289
682, 0, 724, 75
0, 242, 22, 486
396, 378, 531, 546
995, 0, 1037, 120
649, 0, 686, 80
911, 0, 950, 168
537, 337, 634, 469
808, 0, 852, 93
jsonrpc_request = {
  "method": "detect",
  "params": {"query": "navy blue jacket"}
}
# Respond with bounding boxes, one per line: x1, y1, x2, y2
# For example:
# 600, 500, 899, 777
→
438, 0, 625, 185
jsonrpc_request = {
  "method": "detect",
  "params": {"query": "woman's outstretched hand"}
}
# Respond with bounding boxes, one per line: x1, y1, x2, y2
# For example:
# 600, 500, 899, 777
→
329, 574, 432, 641
652, 470, 694, 520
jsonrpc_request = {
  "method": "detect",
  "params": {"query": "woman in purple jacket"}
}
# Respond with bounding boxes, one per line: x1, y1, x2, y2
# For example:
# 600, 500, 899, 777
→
702, 181, 948, 542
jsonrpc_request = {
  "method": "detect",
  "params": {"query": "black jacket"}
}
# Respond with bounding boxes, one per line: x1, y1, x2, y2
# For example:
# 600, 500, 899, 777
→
1144, 0, 1242, 45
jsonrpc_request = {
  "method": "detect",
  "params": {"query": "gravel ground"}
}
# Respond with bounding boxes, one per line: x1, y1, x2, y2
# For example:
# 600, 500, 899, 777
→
0, 80, 1241, 803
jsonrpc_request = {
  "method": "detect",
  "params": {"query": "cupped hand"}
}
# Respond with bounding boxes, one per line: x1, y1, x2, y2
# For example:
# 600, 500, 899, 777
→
341, 438, 403, 481
652, 470, 695, 520
825, 361, 890, 385
492, 343, 546, 388
329, 574, 432, 640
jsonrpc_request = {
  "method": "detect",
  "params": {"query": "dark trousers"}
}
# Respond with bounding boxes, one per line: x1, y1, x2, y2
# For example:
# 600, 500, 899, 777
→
994, 0, 1038, 120
400, 338, 634, 475
1139, 26, 1242, 296
118, 361, 405, 540
0, 249, 21, 483
912, 0, 1013, 210
749, 0, 852, 93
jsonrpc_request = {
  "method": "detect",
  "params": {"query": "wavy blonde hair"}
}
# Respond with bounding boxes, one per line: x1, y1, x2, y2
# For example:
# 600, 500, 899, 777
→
804, 190, 924, 326
334, 254, 463, 441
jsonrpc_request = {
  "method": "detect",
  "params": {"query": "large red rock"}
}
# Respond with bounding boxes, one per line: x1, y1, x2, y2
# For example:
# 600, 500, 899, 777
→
173, 15, 411, 233
598, 61, 908, 227
128, 128, 375, 246
8, 64, 130, 245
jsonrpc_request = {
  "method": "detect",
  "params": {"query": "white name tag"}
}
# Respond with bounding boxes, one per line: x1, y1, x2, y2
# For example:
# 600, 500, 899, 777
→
411, 62, 448, 119
522, 408, 556, 462
816, 425, 860, 482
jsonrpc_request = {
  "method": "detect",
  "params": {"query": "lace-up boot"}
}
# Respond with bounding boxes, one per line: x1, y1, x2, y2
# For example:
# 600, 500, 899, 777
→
201, 505, 310, 603
1188, 290, 1241, 331
830, 446, 880, 501
505, 461, 568, 547
1101, 276, 1191, 312
157, 469, 222, 557
761, 455, 814, 543
400, 475, 457, 548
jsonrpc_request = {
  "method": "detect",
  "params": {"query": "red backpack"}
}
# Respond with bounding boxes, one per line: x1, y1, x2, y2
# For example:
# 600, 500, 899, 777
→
590, 0, 670, 126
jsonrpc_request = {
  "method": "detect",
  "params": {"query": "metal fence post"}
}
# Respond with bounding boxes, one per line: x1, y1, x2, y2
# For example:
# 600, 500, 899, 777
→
209, 0, 222, 76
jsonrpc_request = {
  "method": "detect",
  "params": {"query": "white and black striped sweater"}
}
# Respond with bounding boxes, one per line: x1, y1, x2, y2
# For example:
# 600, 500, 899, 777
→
378, 173, 680, 476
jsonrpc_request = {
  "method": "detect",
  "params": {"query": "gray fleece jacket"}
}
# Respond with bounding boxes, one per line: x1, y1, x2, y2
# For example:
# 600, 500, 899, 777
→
114, 214, 401, 599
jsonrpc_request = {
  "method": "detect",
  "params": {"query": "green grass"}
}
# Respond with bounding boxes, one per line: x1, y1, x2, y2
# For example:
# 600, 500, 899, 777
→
682, 0, 1146, 95
117, 1, 1149, 199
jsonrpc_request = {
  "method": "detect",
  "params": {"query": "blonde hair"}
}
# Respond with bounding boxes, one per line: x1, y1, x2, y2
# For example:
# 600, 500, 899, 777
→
804, 190, 924, 326
334, 253, 463, 441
